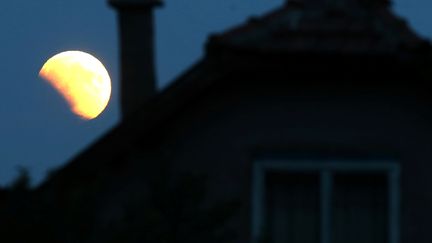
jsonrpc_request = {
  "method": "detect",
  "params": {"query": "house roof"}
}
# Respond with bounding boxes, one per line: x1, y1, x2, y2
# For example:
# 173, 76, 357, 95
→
207, 0, 425, 55
37, 1, 431, 191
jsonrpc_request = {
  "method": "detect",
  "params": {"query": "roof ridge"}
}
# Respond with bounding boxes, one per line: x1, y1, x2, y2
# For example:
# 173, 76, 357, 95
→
207, 1, 424, 56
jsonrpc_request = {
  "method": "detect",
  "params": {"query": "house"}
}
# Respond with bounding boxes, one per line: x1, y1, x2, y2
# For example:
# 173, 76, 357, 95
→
2, 0, 432, 242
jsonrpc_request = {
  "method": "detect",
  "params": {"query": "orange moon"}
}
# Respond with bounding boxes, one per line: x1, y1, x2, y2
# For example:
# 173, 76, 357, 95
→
39, 51, 111, 120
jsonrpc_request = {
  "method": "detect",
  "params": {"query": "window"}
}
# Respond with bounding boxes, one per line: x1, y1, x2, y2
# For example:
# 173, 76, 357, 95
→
251, 160, 400, 243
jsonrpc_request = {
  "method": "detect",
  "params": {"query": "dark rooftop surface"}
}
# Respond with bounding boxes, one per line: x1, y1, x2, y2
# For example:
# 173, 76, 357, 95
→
208, 0, 425, 55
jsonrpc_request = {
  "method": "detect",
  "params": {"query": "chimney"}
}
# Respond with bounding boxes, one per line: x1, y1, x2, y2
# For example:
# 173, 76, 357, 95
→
109, 0, 162, 118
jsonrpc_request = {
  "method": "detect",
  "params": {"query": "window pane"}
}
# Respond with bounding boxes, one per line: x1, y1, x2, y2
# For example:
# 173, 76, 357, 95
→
265, 172, 320, 243
332, 173, 388, 243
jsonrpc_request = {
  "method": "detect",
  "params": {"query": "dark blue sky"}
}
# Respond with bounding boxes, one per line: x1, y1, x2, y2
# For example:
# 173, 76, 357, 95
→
0, 0, 430, 186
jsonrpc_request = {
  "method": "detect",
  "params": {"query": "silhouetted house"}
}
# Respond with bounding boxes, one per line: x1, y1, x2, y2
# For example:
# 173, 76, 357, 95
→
5, 0, 432, 242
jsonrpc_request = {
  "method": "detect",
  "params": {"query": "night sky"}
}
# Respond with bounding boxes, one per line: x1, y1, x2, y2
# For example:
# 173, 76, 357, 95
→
0, 0, 430, 186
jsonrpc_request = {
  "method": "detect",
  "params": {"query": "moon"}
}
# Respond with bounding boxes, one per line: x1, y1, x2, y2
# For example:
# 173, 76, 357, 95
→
39, 51, 111, 120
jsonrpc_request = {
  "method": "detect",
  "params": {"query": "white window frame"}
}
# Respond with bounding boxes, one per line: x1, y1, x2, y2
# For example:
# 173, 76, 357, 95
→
251, 160, 400, 243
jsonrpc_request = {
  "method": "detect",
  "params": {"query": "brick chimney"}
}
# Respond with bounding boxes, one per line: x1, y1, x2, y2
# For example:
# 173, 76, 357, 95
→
109, 0, 162, 118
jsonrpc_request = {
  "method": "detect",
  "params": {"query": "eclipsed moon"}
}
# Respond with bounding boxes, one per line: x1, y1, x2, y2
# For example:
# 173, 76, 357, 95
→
39, 51, 111, 120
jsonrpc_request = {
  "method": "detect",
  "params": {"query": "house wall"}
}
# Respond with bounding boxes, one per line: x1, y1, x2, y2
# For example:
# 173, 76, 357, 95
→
158, 67, 432, 243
